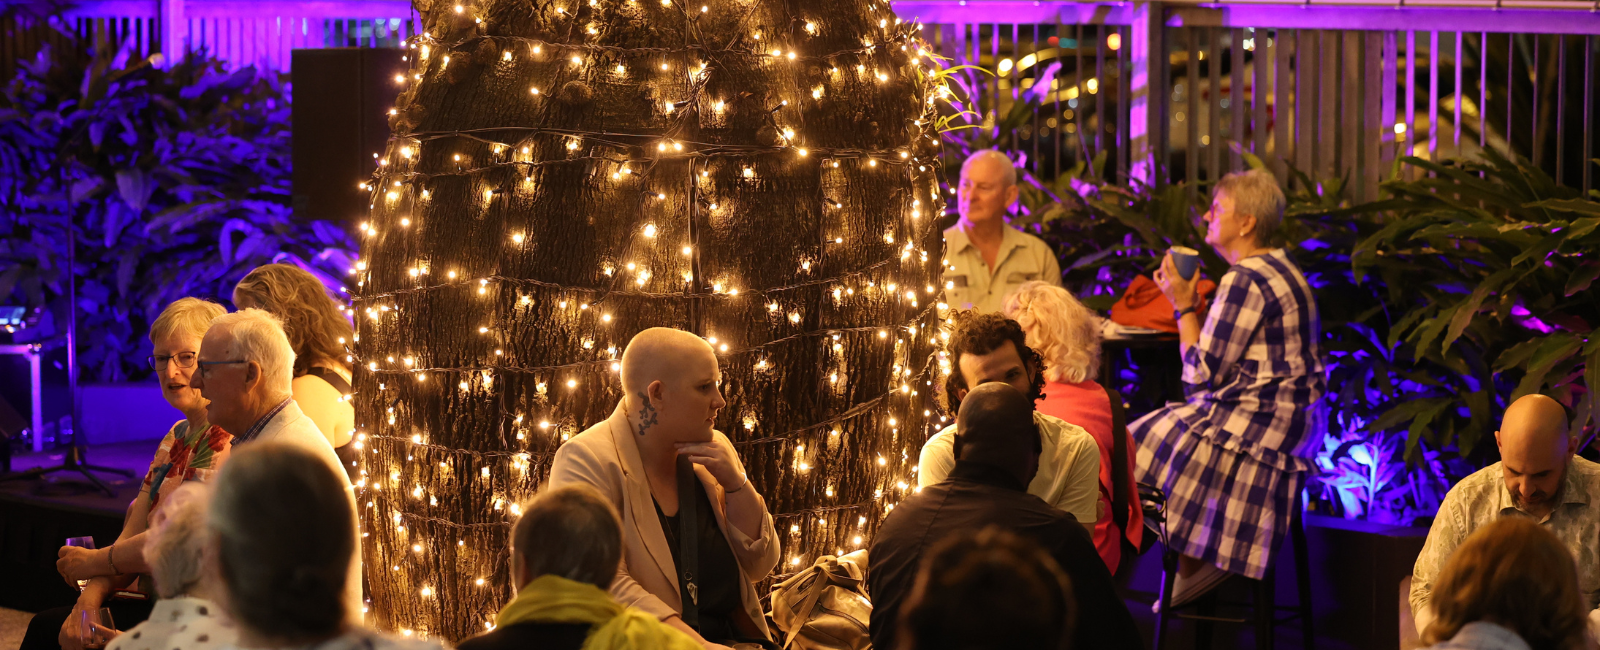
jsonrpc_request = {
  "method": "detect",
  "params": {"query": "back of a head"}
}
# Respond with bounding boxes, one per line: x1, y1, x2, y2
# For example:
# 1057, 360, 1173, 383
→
144, 482, 212, 599
955, 383, 1040, 469
234, 264, 353, 374
512, 485, 623, 590
209, 309, 297, 399
899, 527, 1074, 650
1423, 517, 1587, 649
209, 442, 354, 641
1002, 282, 1101, 385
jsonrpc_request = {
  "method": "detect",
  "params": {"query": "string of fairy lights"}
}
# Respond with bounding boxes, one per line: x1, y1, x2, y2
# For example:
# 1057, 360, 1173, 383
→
347, 0, 957, 639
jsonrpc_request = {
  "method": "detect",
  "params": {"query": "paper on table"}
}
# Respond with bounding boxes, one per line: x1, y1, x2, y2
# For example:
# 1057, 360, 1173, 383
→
1101, 320, 1170, 338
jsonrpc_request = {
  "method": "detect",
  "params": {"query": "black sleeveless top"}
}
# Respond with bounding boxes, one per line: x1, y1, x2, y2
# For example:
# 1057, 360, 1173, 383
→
654, 480, 744, 643
303, 366, 360, 482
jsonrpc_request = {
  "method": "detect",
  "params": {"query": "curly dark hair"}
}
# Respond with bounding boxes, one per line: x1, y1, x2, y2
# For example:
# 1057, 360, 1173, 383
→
233, 264, 353, 377
942, 310, 1047, 415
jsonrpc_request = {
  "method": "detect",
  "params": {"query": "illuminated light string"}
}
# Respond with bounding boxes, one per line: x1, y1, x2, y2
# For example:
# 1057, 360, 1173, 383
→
350, 254, 931, 303
356, 0, 944, 640
359, 353, 936, 460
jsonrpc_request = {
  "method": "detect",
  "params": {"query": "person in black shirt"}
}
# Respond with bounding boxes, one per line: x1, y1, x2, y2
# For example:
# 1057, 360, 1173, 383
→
868, 383, 1143, 650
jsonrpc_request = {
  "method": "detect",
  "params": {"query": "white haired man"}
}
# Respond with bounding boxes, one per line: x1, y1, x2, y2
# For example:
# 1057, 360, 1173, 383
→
942, 149, 1062, 313
188, 308, 362, 623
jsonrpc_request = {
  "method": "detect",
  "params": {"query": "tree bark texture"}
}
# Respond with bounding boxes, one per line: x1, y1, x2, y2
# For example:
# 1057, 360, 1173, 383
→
352, 0, 946, 640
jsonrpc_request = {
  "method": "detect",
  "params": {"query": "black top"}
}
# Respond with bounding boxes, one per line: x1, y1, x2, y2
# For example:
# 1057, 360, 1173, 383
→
866, 460, 1143, 650
655, 478, 744, 643
455, 621, 592, 650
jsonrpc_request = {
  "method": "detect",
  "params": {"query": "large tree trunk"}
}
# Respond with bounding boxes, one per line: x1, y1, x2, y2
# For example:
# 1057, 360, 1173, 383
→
353, 0, 946, 639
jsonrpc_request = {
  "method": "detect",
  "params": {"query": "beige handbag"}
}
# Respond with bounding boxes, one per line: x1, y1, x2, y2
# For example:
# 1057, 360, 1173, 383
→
769, 549, 873, 650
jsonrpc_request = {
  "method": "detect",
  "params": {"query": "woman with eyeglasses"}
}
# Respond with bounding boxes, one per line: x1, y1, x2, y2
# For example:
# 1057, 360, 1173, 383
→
21, 297, 233, 650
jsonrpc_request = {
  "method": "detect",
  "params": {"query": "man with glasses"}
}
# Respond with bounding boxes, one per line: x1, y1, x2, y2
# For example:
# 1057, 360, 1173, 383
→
189, 308, 363, 624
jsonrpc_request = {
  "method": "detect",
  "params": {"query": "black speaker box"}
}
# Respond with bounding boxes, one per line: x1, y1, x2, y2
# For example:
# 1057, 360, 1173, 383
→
291, 48, 406, 224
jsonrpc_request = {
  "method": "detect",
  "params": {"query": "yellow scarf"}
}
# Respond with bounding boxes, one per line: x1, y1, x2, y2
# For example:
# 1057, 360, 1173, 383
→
494, 575, 702, 650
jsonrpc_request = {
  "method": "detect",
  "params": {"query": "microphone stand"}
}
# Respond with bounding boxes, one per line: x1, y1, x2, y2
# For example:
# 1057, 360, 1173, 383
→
0, 212, 134, 496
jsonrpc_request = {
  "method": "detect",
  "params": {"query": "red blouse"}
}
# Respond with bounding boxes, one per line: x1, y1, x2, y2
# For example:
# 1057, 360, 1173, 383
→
1038, 379, 1144, 573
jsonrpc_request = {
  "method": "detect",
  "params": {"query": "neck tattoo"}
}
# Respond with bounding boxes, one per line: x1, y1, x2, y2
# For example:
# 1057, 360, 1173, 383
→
635, 392, 659, 437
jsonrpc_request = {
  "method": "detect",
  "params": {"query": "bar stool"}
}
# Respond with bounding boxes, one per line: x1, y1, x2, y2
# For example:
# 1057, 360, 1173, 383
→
1152, 494, 1314, 650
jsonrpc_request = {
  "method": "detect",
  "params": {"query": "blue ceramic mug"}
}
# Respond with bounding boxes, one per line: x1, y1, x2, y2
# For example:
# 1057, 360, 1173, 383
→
1169, 246, 1201, 281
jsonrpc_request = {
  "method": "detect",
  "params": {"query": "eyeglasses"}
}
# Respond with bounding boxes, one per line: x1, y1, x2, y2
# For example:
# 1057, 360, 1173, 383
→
196, 359, 248, 379
148, 352, 198, 370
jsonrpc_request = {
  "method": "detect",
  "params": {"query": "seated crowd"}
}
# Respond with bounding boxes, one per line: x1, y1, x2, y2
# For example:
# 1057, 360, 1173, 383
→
18, 156, 1600, 650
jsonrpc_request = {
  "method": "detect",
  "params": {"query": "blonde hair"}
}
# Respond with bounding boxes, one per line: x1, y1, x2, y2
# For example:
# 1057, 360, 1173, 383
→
1421, 518, 1588, 649
150, 298, 227, 345
208, 309, 296, 400
1003, 282, 1101, 384
1214, 169, 1288, 248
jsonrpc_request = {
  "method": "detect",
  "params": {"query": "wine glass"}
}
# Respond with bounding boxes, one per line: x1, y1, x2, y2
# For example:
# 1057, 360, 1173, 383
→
64, 536, 95, 591
77, 607, 116, 650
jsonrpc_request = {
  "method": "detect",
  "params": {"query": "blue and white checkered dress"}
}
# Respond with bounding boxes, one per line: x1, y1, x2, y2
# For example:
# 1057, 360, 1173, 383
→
1130, 249, 1327, 580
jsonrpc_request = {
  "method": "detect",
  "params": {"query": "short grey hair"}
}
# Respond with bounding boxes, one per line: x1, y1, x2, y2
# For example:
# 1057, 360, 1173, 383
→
209, 309, 295, 399
961, 149, 1017, 188
1214, 168, 1288, 248
209, 442, 353, 641
143, 482, 211, 599
512, 485, 622, 589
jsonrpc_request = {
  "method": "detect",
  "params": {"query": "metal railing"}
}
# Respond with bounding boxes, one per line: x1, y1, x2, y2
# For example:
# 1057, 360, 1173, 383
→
896, 1, 1600, 197
4, 0, 1599, 193
0, 0, 414, 79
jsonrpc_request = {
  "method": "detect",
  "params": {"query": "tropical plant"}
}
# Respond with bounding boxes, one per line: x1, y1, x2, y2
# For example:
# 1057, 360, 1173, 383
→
0, 34, 356, 382
1346, 150, 1600, 460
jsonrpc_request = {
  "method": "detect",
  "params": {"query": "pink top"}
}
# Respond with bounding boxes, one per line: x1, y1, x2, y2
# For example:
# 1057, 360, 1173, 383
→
1038, 379, 1144, 573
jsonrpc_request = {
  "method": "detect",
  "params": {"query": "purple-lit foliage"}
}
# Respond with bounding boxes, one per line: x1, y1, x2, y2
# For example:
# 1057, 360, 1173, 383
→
1349, 152, 1600, 460
0, 34, 355, 381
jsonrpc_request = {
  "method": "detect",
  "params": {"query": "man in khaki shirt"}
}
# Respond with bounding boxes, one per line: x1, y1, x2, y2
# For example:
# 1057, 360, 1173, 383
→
943, 149, 1062, 313
1409, 394, 1600, 636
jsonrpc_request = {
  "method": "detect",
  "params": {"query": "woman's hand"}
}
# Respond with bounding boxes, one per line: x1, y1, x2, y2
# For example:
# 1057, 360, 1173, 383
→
674, 437, 747, 491
57, 546, 110, 585
1153, 252, 1199, 311
57, 609, 86, 650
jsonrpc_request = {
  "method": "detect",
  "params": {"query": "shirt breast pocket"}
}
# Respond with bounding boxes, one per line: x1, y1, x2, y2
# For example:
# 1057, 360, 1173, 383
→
1005, 272, 1040, 284
942, 274, 972, 308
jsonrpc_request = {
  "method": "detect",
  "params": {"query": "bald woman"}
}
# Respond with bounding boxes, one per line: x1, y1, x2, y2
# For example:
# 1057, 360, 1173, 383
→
1409, 394, 1600, 636
549, 328, 779, 650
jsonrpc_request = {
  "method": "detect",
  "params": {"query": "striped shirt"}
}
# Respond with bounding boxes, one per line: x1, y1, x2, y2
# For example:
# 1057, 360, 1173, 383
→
1173, 249, 1326, 471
